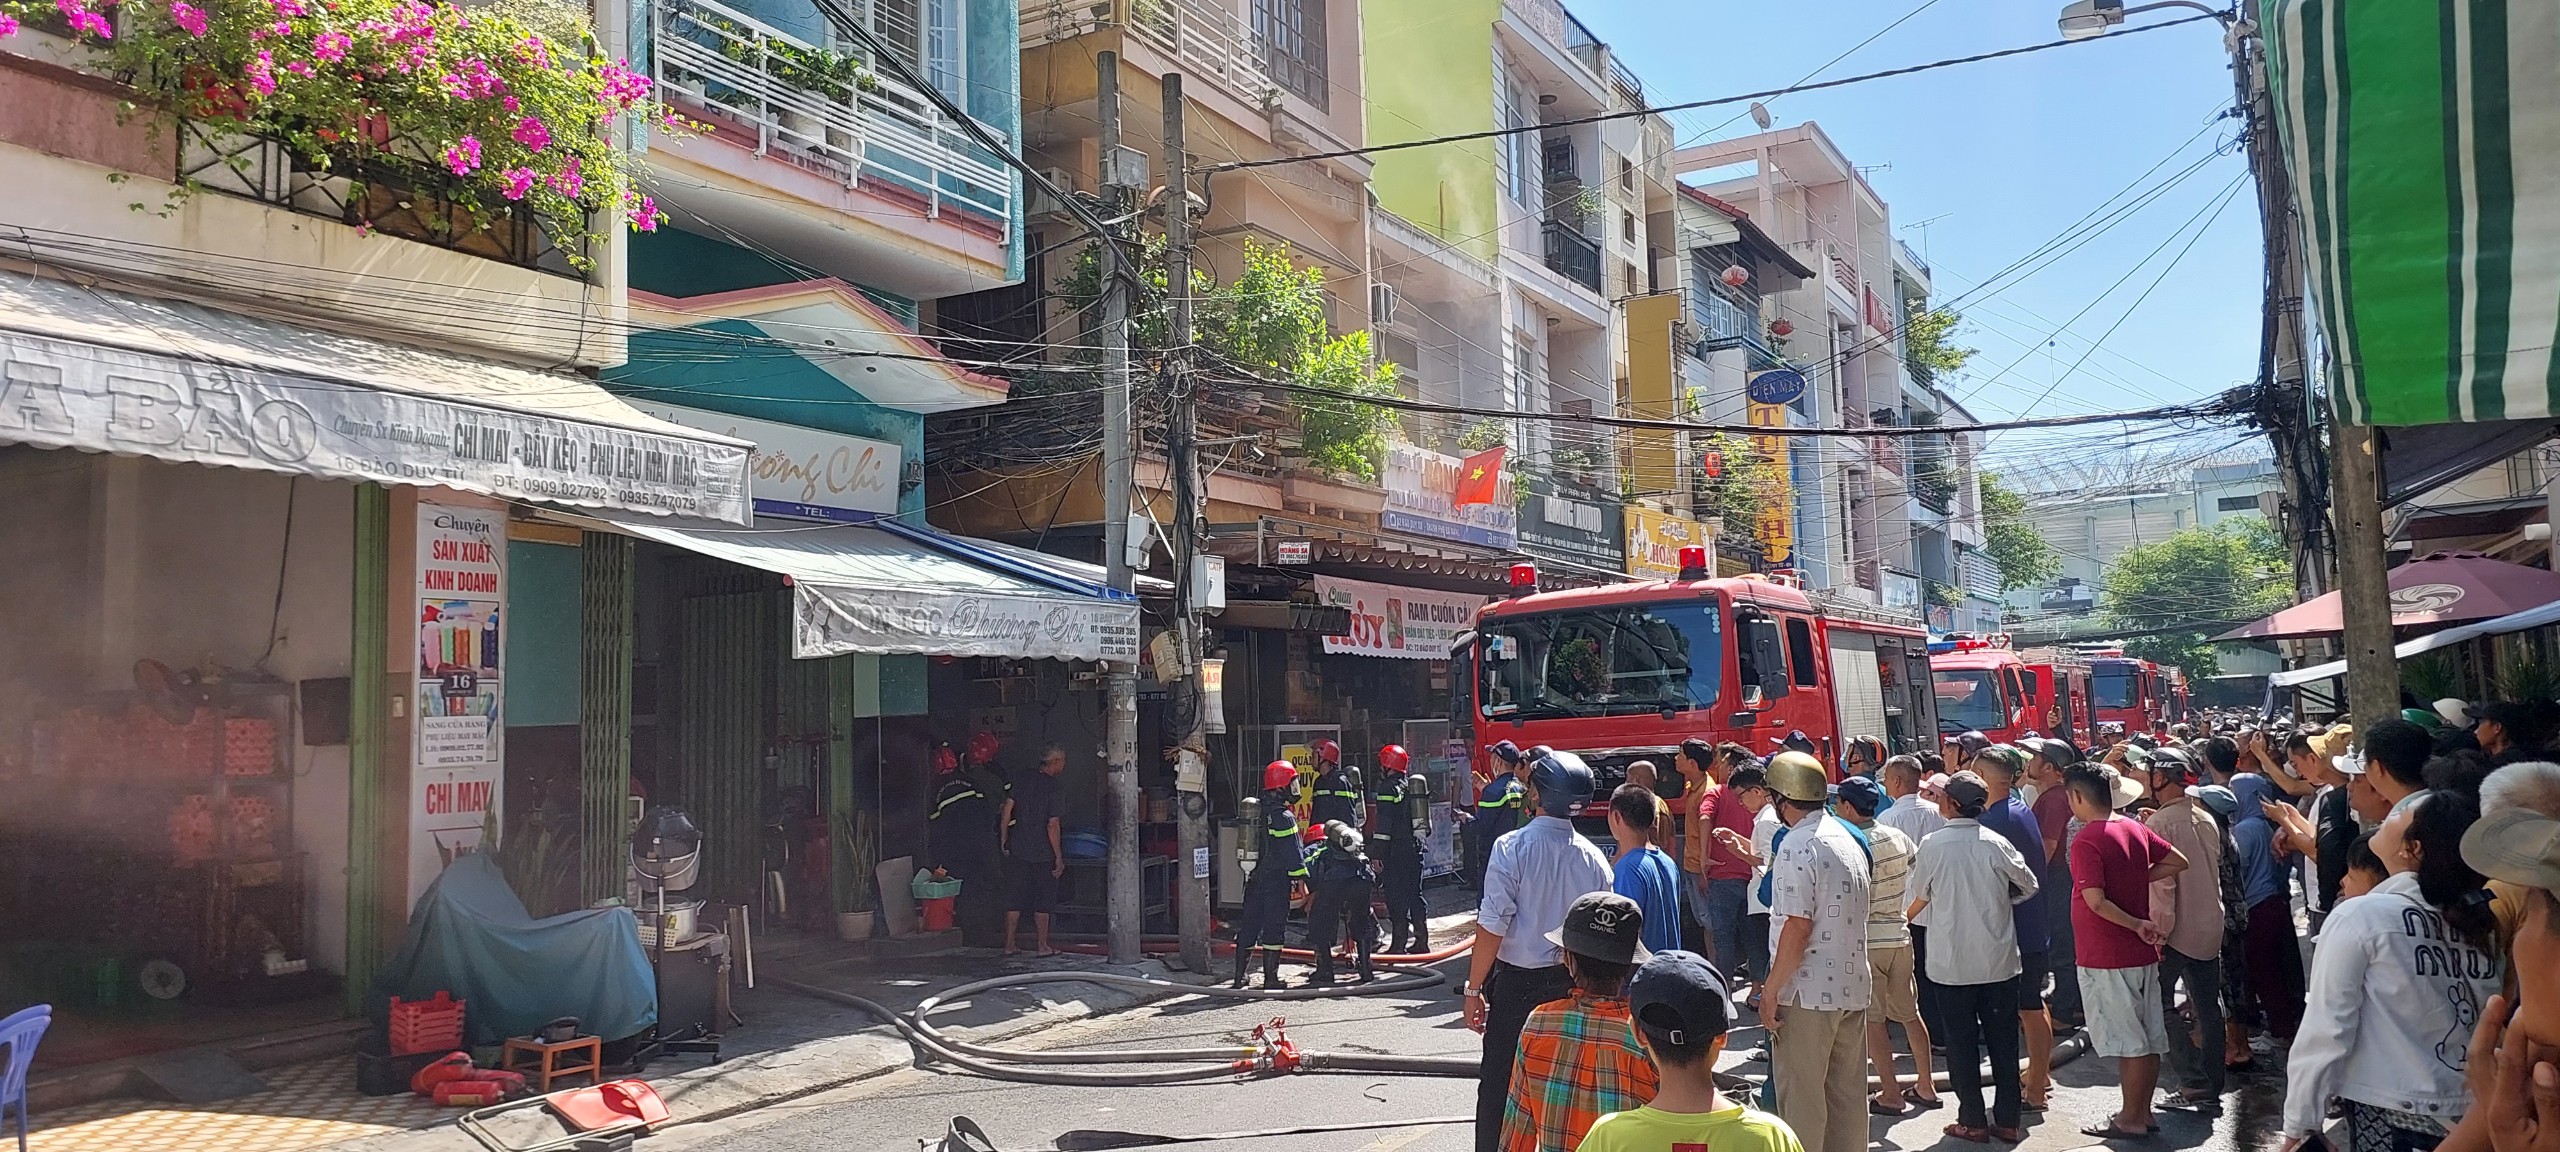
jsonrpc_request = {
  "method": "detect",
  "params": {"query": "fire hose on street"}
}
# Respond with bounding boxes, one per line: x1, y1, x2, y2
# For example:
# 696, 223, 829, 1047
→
766, 963, 2090, 1092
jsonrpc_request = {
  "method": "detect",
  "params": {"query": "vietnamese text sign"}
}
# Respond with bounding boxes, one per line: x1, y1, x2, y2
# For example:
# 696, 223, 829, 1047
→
1517, 481, 1625, 571
411, 502, 506, 905
791, 582, 1142, 662
1313, 575, 1487, 661
630, 401, 901, 522
1381, 443, 1517, 548
0, 328, 750, 523
1626, 505, 1718, 579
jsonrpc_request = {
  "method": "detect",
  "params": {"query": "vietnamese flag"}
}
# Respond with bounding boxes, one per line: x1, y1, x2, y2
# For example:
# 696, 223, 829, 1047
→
1453, 446, 1507, 506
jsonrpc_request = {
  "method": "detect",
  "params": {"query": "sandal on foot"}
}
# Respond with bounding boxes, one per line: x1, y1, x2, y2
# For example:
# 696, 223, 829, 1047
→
2078, 1121, 2154, 1140
1943, 1124, 1990, 1144
1870, 1095, 1907, 1117
1904, 1089, 1945, 1111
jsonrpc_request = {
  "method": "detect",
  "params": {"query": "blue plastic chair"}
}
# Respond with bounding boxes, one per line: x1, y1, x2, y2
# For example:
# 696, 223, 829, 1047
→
0, 1004, 48, 1152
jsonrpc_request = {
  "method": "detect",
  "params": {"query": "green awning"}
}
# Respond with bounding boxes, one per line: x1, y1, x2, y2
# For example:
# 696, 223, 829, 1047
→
2264, 0, 2560, 426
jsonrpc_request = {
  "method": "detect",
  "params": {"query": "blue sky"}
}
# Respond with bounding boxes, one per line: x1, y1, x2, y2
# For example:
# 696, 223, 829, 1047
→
1575, 0, 2266, 473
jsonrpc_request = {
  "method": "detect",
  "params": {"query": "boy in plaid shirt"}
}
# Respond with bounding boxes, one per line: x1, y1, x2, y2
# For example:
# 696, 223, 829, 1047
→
1499, 892, 1658, 1152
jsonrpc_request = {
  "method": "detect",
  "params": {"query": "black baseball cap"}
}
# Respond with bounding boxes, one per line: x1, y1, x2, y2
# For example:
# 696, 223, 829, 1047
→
1546, 891, 1649, 965
1627, 950, 1731, 1046
1941, 770, 1991, 810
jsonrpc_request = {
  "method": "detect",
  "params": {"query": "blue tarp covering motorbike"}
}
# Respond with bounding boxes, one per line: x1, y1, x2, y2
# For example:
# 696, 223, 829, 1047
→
371, 853, 657, 1046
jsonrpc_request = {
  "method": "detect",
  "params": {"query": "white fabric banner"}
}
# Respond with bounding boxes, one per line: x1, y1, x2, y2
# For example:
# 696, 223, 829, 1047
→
791, 582, 1140, 663
1313, 575, 1486, 661
0, 327, 750, 522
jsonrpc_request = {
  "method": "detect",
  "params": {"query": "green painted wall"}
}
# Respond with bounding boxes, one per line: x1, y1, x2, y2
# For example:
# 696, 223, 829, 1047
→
1362, 0, 1502, 261
505, 540, 583, 728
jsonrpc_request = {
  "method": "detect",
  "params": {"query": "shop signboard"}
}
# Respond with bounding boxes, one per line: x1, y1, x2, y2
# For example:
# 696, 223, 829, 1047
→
411, 501, 506, 905
629, 401, 901, 522
1380, 443, 1516, 549
1746, 401, 1795, 569
1516, 479, 1625, 571
1625, 505, 1717, 580
1311, 575, 1487, 661
1274, 540, 1314, 565
1882, 571, 1923, 612
789, 582, 1141, 662
0, 326, 751, 523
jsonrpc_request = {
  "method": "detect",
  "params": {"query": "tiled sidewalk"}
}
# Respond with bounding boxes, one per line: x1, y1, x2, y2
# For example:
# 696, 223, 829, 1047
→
26, 1058, 449, 1152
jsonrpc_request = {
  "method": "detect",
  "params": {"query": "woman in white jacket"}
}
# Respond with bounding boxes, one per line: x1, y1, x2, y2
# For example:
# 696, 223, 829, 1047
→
2282, 788, 2504, 1152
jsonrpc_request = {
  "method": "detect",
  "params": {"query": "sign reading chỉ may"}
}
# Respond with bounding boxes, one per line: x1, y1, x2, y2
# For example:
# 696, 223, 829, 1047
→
411, 502, 506, 907
0, 328, 750, 523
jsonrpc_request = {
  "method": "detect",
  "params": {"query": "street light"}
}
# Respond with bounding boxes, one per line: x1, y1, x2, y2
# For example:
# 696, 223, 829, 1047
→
2057, 0, 2225, 39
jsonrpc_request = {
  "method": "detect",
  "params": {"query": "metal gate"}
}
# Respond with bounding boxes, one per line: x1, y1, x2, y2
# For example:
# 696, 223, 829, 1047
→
675, 591, 777, 906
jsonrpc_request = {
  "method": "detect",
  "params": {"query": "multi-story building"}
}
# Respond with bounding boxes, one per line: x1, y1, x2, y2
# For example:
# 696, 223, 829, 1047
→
1673, 122, 1989, 624
2001, 457, 2283, 615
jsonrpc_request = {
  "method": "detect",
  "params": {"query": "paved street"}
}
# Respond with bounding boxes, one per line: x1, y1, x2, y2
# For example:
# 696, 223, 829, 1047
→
634, 950, 2295, 1152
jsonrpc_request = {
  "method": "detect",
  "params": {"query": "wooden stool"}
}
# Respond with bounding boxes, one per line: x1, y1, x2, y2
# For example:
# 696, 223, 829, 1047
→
500, 1034, 603, 1091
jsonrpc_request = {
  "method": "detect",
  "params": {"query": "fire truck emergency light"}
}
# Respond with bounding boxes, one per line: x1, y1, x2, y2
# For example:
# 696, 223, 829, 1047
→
1677, 546, 1709, 580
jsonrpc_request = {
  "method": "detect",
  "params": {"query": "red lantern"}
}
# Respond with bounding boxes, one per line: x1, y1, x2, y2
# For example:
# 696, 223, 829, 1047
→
1701, 450, 1724, 478
1770, 319, 1793, 338
1720, 264, 1749, 288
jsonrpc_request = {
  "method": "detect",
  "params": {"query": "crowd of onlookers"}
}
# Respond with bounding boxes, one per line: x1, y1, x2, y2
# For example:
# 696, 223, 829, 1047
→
1461, 696, 2560, 1152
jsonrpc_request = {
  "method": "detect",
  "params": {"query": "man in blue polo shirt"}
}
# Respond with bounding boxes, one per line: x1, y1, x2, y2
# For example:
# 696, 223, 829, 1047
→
1969, 744, 2057, 1110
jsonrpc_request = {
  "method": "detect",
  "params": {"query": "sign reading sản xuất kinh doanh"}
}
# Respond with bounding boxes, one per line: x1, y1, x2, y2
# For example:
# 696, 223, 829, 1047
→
412, 501, 505, 909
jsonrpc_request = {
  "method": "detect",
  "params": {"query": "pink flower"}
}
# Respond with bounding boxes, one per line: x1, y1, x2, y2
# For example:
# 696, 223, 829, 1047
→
286, 60, 313, 76
167, 0, 208, 36
312, 30, 350, 59
502, 95, 520, 112
269, 20, 292, 35
597, 59, 651, 112
441, 56, 503, 99
511, 115, 550, 151
246, 50, 278, 95
269, 0, 307, 16
441, 135, 482, 175
547, 156, 582, 199
515, 35, 549, 68
54, 0, 111, 38
0, 12, 18, 35
625, 193, 661, 233
498, 166, 536, 200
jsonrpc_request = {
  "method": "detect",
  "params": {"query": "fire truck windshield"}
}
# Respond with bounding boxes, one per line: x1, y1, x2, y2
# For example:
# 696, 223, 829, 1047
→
1932, 669, 2007, 734
1476, 602, 1724, 720
2094, 668, 2137, 709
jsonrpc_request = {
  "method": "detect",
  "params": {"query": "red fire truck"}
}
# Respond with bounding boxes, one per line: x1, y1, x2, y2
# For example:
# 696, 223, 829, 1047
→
1928, 637, 2097, 748
1452, 550, 1940, 797
2088, 652, 2169, 737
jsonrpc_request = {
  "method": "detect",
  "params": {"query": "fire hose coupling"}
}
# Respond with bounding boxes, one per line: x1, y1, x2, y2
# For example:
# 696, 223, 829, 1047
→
1246, 1017, 1302, 1073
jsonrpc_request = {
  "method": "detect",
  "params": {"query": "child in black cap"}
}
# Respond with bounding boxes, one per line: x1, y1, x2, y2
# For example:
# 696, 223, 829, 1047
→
1577, 950, 1804, 1152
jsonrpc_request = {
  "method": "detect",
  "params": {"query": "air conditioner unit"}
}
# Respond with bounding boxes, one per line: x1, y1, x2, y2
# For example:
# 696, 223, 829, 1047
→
1370, 282, 1399, 327
1026, 167, 1077, 218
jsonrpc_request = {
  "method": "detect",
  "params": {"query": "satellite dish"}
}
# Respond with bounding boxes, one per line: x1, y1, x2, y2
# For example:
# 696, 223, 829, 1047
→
1748, 102, 1773, 130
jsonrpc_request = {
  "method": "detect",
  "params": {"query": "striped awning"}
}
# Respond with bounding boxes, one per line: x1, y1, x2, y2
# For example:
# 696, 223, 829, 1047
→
2264, 0, 2560, 425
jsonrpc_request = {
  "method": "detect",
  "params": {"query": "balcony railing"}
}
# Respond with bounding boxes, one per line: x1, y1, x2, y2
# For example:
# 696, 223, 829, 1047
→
177, 121, 583, 276
1895, 237, 1931, 282
1506, 0, 1604, 83
1542, 220, 1602, 293
655, 0, 1012, 230
1133, 0, 1287, 109
1689, 291, 1770, 358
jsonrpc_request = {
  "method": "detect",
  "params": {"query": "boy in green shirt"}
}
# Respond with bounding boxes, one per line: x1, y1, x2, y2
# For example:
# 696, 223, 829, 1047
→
1576, 950, 1804, 1152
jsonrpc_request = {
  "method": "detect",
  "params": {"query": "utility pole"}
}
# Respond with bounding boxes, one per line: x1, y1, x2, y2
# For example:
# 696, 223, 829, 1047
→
2332, 422, 2398, 728
1096, 50, 1142, 965
2232, 23, 2328, 605
1159, 74, 1213, 976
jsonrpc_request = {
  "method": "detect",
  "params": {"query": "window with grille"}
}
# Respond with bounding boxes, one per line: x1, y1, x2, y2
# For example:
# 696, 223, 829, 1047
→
924, 0, 963, 100
1253, 0, 1329, 110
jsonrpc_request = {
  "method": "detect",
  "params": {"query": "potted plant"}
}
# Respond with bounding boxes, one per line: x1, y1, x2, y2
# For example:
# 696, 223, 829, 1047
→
835, 807, 879, 940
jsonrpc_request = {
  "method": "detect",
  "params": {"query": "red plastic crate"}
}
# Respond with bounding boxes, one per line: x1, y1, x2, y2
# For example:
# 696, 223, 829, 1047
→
224, 718, 278, 776
388, 992, 467, 1056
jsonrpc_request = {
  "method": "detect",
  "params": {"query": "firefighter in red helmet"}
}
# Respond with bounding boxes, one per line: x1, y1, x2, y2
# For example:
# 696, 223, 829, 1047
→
1309, 737, 1361, 831
1233, 759, 1309, 989
1366, 743, 1432, 953
925, 740, 1002, 947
